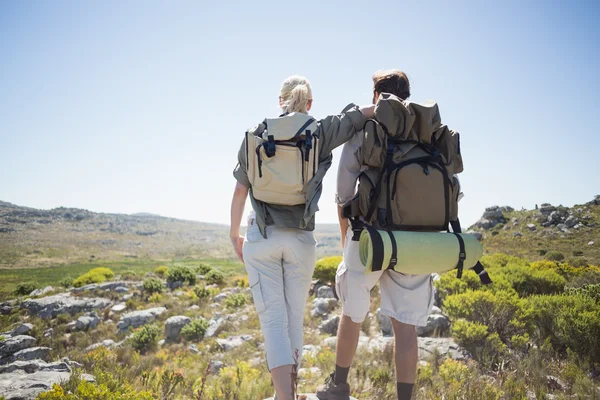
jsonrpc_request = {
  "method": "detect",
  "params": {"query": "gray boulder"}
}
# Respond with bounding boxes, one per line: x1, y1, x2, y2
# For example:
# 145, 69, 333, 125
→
71, 281, 136, 293
526, 223, 536, 231
21, 293, 110, 319
564, 215, 579, 228
117, 307, 166, 331
0, 336, 36, 357
417, 314, 450, 337
0, 370, 71, 399
547, 211, 562, 225
66, 311, 100, 332
208, 360, 224, 374
513, 231, 523, 237
319, 315, 340, 336
539, 203, 556, 215
110, 303, 127, 313
205, 317, 225, 338
166, 280, 184, 290
465, 230, 482, 241
1, 347, 51, 364
376, 308, 393, 336
85, 339, 120, 352
164, 316, 192, 341
316, 286, 335, 299
0, 359, 71, 375
213, 292, 230, 303
216, 335, 253, 351
474, 218, 497, 230
482, 206, 504, 220
29, 286, 54, 297
311, 298, 338, 317
417, 337, 468, 361
7, 324, 34, 337
114, 286, 129, 293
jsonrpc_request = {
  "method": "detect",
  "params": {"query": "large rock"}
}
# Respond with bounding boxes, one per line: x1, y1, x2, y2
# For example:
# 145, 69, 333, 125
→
85, 339, 121, 352
318, 315, 340, 336
474, 218, 497, 230
316, 286, 335, 299
0, 336, 36, 357
417, 314, 450, 337
564, 215, 579, 228
2, 324, 34, 338
29, 286, 54, 297
539, 203, 556, 215
376, 308, 393, 336
482, 206, 504, 221
117, 307, 166, 331
1, 347, 51, 364
418, 337, 468, 361
164, 316, 192, 341
21, 293, 111, 319
66, 311, 100, 332
216, 335, 253, 351
205, 317, 225, 338
0, 360, 83, 400
71, 281, 138, 293
547, 211, 562, 225
311, 298, 338, 317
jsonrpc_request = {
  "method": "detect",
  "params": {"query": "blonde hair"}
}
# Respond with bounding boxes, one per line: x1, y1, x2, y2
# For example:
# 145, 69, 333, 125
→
279, 75, 312, 114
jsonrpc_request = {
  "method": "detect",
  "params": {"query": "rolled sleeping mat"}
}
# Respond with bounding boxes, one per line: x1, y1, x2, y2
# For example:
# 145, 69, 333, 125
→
359, 228, 484, 274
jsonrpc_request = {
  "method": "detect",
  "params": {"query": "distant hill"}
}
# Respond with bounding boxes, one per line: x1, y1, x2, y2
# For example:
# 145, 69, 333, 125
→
469, 195, 600, 265
0, 202, 342, 269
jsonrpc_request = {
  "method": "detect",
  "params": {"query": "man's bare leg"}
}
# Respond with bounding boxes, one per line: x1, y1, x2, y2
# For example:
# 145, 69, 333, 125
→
391, 318, 418, 400
334, 315, 361, 383
271, 364, 294, 400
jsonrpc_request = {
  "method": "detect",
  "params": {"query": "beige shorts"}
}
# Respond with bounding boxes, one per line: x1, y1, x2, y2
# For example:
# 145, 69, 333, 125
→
335, 229, 434, 326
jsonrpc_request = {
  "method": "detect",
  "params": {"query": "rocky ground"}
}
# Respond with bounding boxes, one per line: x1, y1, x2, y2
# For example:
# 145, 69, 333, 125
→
0, 269, 465, 400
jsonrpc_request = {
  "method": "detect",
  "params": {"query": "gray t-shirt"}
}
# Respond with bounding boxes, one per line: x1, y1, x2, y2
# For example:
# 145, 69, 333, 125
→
234, 104, 367, 237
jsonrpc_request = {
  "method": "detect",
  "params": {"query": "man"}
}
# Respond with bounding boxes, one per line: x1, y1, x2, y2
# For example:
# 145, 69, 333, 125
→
316, 70, 433, 400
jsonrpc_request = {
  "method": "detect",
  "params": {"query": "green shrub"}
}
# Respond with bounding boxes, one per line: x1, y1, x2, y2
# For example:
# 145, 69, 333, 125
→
572, 250, 584, 257
451, 319, 506, 367
538, 249, 547, 256
14, 282, 39, 296
443, 290, 532, 342
130, 324, 160, 351
545, 251, 565, 261
565, 284, 600, 303
205, 269, 225, 285
567, 271, 600, 289
180, 318, 209, 341
142, 278, 164, 295
480, 253, 529, 269
154, 266, 169, 277
501, 265, 566, 296
196, 263, 213, 275
73, 272, 106, 287
529, 294, 600, 365
193, 285, 211, 299
166, 266, 196, 286
120, 270, 139, 281
567, 257, 589, 268
224, 293, 247, 310
58, 277, 74, 288
314, 256, 342, 283
89, 267, 114, 279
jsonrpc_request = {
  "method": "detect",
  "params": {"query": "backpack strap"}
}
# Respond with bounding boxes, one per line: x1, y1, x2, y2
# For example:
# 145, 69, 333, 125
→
365, 137, 395, 222
451, 232, 466, 279
450, 219, 492, 285
364, 224, 385, 272
384, 229, 398, 270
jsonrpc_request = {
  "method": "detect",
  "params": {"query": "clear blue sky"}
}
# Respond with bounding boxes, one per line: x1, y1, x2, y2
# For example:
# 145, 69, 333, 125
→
1, 0, 599, 227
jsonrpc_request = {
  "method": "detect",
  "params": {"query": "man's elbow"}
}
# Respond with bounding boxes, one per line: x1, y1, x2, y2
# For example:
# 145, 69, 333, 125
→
234, 182, 249, 197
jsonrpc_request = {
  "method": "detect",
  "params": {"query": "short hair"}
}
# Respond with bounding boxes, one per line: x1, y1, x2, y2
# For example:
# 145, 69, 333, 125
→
372, 69, 411, 100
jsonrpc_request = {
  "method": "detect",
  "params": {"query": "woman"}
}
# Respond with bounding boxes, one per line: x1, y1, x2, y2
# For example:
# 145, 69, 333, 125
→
230, 75, 374, 400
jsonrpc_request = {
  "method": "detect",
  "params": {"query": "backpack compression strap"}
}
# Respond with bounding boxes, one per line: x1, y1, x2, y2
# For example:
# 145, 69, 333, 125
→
450, 219, 492, 285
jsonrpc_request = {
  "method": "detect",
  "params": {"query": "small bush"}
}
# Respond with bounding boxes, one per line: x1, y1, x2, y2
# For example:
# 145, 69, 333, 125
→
314, 256, 342, 283
73, 272, 106, 287
166, 266, 196, 286
130, 324, 161, 351
224, 293, 247, 310
89, 267, 114, 279
154, 266, 169, 277
193, 285, 211, 299
566, 284, 600, 303
120, 270, 139, 281
572, 250, 584, 257
567, 257, 589, 268
142, 278, 164, 295
180, 318, 209, 341
205, 269, 225, 285
452, 319, 506, 367
545, 251, 565, 261
232, 276, 249, 288
58, 277, 74, 288
538, 249, 547, 256
14, 282, 39, 296
148, 293, 163, 303
196, 263, 213, 275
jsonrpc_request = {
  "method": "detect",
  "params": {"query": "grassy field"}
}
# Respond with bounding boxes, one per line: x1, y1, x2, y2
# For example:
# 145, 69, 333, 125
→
0, 257, 244, 300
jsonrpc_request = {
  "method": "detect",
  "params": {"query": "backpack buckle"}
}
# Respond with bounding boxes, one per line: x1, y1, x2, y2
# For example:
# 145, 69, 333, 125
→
459, 252, 466, 260
264, 135, 276, 158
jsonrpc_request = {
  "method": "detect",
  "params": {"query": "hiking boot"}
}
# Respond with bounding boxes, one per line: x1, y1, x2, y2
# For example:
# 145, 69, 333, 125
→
315, 372, 351, 400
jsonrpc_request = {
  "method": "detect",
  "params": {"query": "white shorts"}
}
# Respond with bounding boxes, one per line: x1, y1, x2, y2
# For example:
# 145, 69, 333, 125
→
335, 229, 434, 326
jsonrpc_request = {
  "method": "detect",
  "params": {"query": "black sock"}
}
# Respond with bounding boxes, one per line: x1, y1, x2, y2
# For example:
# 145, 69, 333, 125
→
334, 365, 350, 384
397, 382, 414, 400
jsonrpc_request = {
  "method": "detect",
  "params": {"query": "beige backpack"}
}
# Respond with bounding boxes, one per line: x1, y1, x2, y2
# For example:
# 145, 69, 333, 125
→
246, 113, 319, 205
343, 93, 463, 231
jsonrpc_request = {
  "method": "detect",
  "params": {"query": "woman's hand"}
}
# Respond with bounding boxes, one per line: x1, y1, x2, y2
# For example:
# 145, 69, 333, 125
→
231, 235, 244, 263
